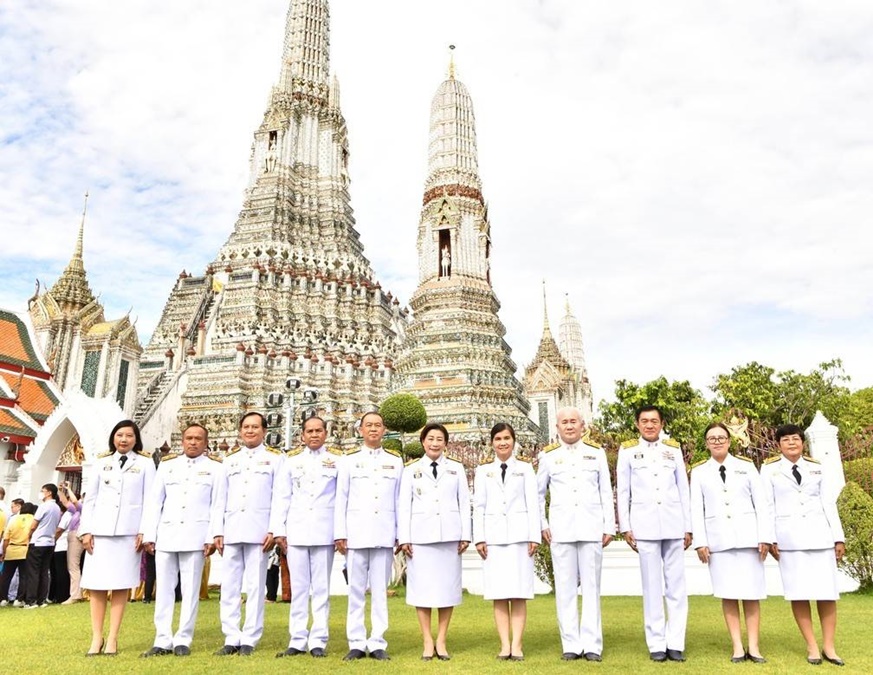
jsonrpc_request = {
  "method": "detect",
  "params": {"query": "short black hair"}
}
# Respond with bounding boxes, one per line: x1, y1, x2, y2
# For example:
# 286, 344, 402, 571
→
635, 405, 664, 422
239, 412, 267, 430
302, 416, 326, 432
108, 420, 144, 453
490, 422, 516, 442
183, 422, 209, 439
703, 422, 730, 439
775, 424, 805, 443
419, 423, 449, 444
360, 411, 384, 426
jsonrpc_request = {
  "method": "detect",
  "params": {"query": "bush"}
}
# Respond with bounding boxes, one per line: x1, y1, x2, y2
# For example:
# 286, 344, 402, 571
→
533, 489, 555, 591
382, 438, 402, 454
842, 457, 873, 499
836, 481, 873, 592
403, 441, 424, 461
380, 393, 427, 434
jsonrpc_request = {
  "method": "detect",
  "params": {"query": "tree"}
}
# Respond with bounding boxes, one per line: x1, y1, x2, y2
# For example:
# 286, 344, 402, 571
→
837, 482, 873, 592
379, 393, 427, 446
596, 376, 710, 459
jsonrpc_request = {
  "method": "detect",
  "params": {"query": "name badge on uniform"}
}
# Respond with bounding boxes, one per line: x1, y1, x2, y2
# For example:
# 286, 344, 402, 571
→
736, 470, 747, 475
583, 454, 596, 461
382, 464, 394, 470
258, 461, 271, 466
322, 459, 336, 469
662, 451, 674, 460
447, 469, 457, 475
512, 472, 523, 477
198, 471, 210, 476
810, 470, 821, 475
129, 467, 141, 474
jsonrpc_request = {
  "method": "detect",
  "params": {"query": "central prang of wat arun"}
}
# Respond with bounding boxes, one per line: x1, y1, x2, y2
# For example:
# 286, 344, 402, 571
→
135, 1, 587, 452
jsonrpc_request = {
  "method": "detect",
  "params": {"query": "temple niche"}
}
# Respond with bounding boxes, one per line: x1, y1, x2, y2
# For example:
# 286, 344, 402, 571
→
393, 59, 540, 446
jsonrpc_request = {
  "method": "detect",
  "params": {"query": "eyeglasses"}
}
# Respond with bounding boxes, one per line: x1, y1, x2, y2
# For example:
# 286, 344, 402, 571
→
705, 436, 729, 444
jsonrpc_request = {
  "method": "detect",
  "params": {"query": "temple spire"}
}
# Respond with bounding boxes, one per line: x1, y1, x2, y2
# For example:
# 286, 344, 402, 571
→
447, 44, 456, 80
48, 192, 97, 312
559, 294, 588, 373
278, 0, 330, 93
542, 280, 551, 335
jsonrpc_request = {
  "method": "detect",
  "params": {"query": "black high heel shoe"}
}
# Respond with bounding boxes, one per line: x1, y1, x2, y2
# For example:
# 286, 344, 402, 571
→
104, 641, 119, 656
86, 639, 104, 657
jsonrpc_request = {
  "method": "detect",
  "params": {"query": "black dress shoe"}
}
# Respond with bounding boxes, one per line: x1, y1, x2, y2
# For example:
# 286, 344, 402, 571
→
510, 655, 524, 662
583, 652, 603, 662
310, 647, 326, 658
808, 657, 823, 665
731, 655, 746, 663
370, 649, 391, 661
822, 654, 845, 666
214, 645, 239, 656
666, 649, 686, 662
141, 646, 172, 658
746, 653, 767, 664
496, 654, 510, 661
651, 651, 668, 662
86, 640, 104, 657
343, 649, 366, 661
562, 652, 579, 660
174, 645, 191, 657
277, 647, 306, 657
239, 645, 254, 656
435, 652, 450, 661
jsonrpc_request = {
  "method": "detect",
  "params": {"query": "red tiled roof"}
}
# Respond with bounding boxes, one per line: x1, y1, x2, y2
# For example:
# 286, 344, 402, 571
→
0, 310, 49, 374
0, 408, 36, 440
0, 371, 58, 422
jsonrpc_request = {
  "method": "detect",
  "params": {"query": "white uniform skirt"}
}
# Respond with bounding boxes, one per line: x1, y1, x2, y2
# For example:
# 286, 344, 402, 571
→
81, 535, 140, 591
406, 541, 462, 608
482, 542, 535, 601
779, 549, 839, 601
709, 548, 766, 600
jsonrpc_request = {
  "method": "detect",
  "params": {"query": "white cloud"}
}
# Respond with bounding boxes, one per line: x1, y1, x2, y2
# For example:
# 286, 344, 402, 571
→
1, 0, 871, 411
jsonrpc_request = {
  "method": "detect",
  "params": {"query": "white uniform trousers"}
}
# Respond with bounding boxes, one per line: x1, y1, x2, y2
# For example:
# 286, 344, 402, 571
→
636, 539, 688, 652
220, 543, 268, 647
346, 547, 392, 652
153, 550, 206, 649
551, 541, 604, 654
286, 545, 335, 650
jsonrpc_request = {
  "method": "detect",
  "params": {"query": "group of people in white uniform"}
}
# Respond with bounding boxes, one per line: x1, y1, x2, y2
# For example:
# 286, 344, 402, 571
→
74, 405, 846, 666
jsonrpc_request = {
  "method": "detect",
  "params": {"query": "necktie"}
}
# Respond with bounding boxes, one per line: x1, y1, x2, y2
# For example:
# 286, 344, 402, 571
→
119, 454, 128, 469
792, 465, 801, 485
500, 463, 508, 483
431, 461, 438, 479
719, 465, 726, 483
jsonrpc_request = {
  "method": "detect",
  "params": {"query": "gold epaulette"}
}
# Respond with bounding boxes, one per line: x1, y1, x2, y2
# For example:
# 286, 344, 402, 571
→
161, 452, 181, 462
446, 454, 463, 465
328, 446, 344, 456
207, 453, 223, 463
803, 455, 821, 464
735, 455, 754, 463
543, 442, 560, 453
479, 453, 495, 466
384, 448, 402, 459
97, 450, 113, 459
620, 439, 639, 449
286, 446, 304, 457
346, 447, 361, 456
405, 457, 418, 467
136, 450, 151, 458
582, 438, 601, 449
691, 458, 706, 469
662, 438, 681, 449
226, 445, 242, 457
266, 446, 283, 455
516, 455, 532, 463
763, 455, 780, 464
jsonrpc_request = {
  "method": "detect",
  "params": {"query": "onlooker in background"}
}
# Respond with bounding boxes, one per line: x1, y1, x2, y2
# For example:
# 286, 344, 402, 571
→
0, 500, 32, 605
58, 484, 84, 604
0, 486, 8, 517
23, 483, 62, 608
49, 499, 73, 604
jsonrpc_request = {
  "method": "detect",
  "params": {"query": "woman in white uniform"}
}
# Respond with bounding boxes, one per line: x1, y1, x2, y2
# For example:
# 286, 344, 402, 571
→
398, 423, 471, 661
473, 423, 540, 661
79, 420, 155, 656
762, 424, 846, 667
690, 422, 770, 664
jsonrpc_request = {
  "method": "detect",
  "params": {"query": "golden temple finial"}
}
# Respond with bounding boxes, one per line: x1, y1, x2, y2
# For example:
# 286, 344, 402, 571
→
564, 292, 571, 315
447, 44, 456, 80
74, 190, 89, 261
542, 280, 550, 331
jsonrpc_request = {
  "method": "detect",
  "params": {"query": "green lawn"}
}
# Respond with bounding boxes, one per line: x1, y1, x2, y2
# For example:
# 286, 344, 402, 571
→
4, 592, 871, 673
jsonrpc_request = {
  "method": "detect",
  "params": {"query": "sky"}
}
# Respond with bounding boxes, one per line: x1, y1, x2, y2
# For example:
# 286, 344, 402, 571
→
1, 0, 871, 411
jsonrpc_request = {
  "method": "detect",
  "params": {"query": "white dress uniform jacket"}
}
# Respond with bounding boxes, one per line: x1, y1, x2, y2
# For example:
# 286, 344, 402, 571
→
537, 440, 616, 542
215, 444, 285, 543
398, 455, 472, 546
761, 455, 844, 551
473, 456, 540, 546
275, 445, 342, 545
80, 450, 156, 537
334, 446, 403, 548
617, 438, 691, 539
690, 454, 772, 552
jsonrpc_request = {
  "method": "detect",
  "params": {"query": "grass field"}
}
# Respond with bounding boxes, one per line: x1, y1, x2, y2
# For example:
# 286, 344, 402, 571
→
4, 592, 871, 673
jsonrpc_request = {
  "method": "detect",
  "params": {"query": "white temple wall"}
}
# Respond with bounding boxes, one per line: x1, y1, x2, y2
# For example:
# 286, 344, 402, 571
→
139, 370, 189, 453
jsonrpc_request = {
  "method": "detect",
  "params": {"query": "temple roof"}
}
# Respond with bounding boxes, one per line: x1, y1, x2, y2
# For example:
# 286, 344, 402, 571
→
0, 407, 37, 442
558, 295, 587, 373
0, 372, 58, 423
47, 200, 98, 313
525, 286, 570, 378
0, 309, 51, 373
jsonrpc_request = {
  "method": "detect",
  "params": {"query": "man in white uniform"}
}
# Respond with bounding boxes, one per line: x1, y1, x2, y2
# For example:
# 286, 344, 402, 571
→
141, 423, 224, 657
274, 416, 343, 658
616, 405, 692, 662
334, 411, 403, 661
213, 412, 284, 656
538, 407, 615, 661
